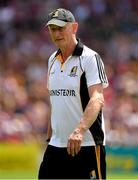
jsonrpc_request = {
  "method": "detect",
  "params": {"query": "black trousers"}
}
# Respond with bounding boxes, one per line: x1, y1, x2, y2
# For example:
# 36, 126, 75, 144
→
38, 145, 106, 179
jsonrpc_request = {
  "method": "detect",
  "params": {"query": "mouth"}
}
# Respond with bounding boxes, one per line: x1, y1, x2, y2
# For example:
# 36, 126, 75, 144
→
55, 38, 64, 42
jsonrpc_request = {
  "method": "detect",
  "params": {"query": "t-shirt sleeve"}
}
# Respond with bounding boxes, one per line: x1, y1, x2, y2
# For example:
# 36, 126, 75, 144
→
83, 53, 109, 88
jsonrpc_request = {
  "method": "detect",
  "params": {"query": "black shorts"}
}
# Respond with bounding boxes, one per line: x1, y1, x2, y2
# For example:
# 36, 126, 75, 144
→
38, 145, 106, 179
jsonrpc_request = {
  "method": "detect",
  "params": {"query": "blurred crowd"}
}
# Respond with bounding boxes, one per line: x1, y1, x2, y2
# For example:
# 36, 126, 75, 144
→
0, 0, 138, 145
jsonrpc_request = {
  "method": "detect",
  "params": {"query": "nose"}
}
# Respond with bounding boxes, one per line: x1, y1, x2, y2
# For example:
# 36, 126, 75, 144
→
54, 29, 61, 36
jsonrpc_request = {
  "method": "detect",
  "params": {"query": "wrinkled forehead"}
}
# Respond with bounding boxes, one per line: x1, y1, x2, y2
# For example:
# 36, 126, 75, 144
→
48, 24, 67, 29
48, 22, 74, 29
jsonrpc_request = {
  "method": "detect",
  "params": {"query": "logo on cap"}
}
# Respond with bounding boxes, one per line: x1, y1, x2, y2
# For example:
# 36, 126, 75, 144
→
52, 10, 59, 18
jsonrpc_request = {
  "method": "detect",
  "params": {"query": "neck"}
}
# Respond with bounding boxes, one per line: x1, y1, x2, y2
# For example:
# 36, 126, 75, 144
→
60, 38, 78, 61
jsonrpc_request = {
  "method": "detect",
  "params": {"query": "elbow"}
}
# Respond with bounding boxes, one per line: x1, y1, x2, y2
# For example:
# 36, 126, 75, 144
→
90, 95, 104, 109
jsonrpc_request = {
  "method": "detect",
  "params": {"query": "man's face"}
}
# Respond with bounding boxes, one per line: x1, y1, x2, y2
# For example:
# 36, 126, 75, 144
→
48, 23, 75, 48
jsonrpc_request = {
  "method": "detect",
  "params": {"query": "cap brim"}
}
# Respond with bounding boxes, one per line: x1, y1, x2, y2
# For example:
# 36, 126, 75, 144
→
46, 19, 67, 27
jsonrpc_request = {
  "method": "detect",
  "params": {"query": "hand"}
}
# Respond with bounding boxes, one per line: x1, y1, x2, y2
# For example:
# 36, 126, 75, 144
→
67, 129, 83, 156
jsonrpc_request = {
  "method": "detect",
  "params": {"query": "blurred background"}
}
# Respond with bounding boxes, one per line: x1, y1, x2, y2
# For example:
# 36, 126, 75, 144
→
0, 0, 138, 179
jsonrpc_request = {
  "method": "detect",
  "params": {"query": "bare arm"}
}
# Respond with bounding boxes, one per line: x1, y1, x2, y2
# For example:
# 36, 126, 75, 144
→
46, 114, 52, 141
67, 83, 104, 156
45, 89, 52, 142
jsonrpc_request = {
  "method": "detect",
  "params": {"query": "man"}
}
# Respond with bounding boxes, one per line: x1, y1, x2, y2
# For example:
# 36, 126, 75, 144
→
38, 8, 108, 179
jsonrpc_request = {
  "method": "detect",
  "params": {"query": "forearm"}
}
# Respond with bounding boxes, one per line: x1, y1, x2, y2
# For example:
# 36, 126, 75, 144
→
46, 119, 52, 138
75, 94, 104, 134
46, 92, 52, 140
67, 84, 105, 156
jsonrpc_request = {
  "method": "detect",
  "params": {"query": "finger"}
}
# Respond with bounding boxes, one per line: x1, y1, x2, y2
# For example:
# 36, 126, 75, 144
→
74, 141, 81, 155
70, 142, 75, 157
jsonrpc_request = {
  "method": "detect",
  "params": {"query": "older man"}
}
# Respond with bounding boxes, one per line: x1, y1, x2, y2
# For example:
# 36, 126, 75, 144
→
38, 8, 108, 179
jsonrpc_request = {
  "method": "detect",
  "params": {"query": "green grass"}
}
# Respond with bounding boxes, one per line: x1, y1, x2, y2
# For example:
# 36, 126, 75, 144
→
107, 172, 138, 179
1, 170, 138, 179
0, 170, 38, 179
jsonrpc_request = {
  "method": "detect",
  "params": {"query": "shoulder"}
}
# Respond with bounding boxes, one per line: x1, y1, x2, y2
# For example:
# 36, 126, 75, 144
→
81, 45, 100, 63
80, 45, 101, 68
48, 51, 57, 62
48, 51, 57, 67
82, 45, 97, 57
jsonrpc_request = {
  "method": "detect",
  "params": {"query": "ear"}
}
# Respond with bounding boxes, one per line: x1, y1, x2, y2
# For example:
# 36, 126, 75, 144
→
72, 22, 78, 34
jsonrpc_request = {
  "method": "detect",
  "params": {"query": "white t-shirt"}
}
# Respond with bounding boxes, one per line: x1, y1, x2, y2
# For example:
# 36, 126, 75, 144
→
47, 41, 108, 147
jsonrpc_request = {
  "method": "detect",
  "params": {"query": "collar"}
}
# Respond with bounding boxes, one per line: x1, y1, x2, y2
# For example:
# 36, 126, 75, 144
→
72, 39, 83, 56
55, 39, 83, 58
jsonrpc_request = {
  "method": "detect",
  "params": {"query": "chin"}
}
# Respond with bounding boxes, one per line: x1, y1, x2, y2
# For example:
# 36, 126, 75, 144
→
56, 41, 65, 47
